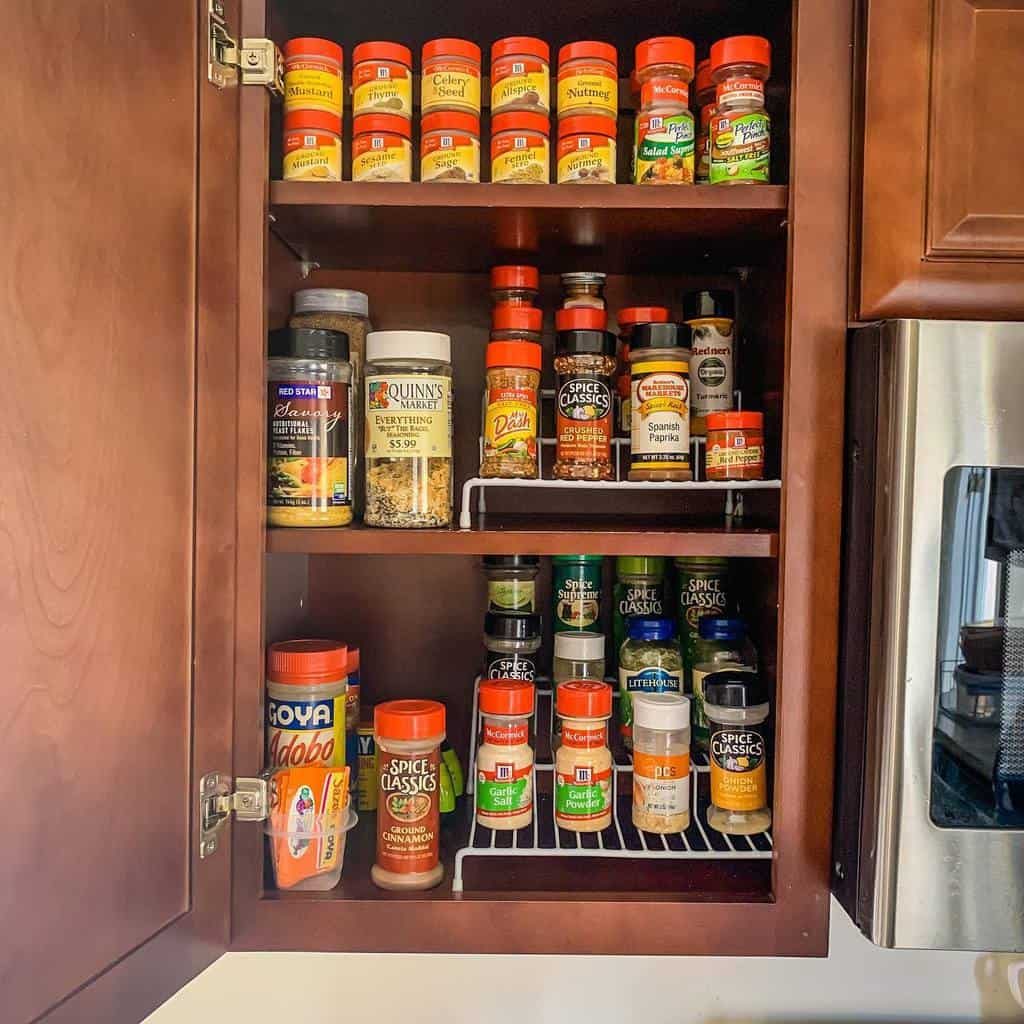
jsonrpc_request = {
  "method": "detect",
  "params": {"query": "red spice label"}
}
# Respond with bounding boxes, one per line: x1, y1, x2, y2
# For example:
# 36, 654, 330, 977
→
493, 56, 547, 80
353, 61, 410, 85
640, 77, 689, 109
353, 131, 406, 157
716, 76, 764, 104
421, 131, 476, 156
556, 375, 613, 464
483, 719, 530, 745
375, 747, 440, 875
707, 436, 764, 471
561, 723, 608, 749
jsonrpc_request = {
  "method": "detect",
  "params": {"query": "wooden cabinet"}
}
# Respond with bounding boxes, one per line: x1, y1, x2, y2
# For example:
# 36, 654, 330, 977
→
2, 0, 853, 1020
857, 0, 1024, 320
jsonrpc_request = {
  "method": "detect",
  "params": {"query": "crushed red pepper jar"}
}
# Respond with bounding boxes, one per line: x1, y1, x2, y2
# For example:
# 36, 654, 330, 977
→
705, 411, 765, 480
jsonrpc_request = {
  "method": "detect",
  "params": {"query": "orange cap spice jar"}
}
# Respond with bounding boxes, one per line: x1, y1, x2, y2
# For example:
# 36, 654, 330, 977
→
352, 114, 412, 182
420, 111, 480, 183
352, 42, 413, 119
705, 411, 765, 480
615, 306, 670, 436
709, 35, 771, 185
283, 110, 342, 181
555, 680, 613, 832
481, 335, 543, 480
476, 679, 536, 830
557, 41, 618, 120
371, 699, 446, 891
283, 37, 343, 118
266, 640, 348, 771
491, 37, 550, 116
491, 112, 550, 184
634, 36, 696, 186
557, 115, 616, 184
422, 38, 481, 115
635, 36, 695, 111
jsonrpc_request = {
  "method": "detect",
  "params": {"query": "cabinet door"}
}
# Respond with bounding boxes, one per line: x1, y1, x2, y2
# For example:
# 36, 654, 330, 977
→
0, 1, 239, 1022
858, 0, 1024, 319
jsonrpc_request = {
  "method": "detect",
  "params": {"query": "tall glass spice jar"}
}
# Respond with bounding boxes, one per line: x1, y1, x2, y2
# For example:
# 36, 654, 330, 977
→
481, 337, 542, 479
364, 331, 453, 528
483, 555, 540, 612
618, 616, 683, 750
267, 327, 353, 527
615, 306, 670, 435
612, 556, 667, 669
475, 679, 535, 830
633, 37, 696, 185
693, 59, 716, 183
632, 692, 691, 833
421, 38, 481, 116
483, 611, 542, 681
352, 42, 413, 119
557, 41, 618, 120
709, 36, 771, 185
491, 37, 550, 116
555, 681, 614, 832
552, 555, 604, 633
684, 288, 734, 436
561, 271, 607, 309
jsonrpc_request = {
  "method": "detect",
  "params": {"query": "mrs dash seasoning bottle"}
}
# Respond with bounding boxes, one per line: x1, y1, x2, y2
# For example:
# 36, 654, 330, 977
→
372, 700, 446, 891
552, 555, 604, 633
684, 289, 735, 436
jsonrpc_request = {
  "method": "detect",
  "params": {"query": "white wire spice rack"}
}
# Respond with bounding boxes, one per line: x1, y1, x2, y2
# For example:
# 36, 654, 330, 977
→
458, 389, 782, 529
452, 677, 773, 894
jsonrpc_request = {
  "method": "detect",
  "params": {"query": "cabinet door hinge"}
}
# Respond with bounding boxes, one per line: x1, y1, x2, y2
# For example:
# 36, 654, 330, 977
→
208, 0, 284, 96
199, 772, 268, 859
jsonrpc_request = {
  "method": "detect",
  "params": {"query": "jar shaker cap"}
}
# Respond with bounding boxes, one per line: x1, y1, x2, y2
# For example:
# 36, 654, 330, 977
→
709, 36, 771, 76
635, 37, 695, 75
268, 640, 348, 684
555, 306, 607, 332
480, 679, 535, 716
492, 36, 550, 62
352, 41, 412, 66
422, 38, 481, 63
703, 670, 769, 709
554, 631, 606, 662
617, 306, 670, 327
630, 322, 688, 350
633, 692, 691, 731
482, 554, 540, 568
293, 288, 369, 318
556, 679, 613, 718
558, 41, 617, 67
683, 288, 734, 321
706, 411, 763, 431
627, 617, 676, 641
555, 328, 616, 356
486, 341, 543, 370
269, 326, 349, 361
491, 264, 540, 290
484, 611, 542, 640
698, 616, 748, 641
375, 699, 446, 740
492, 305, 543, 333
284, 37, 343, 63
366, 330, 451, 362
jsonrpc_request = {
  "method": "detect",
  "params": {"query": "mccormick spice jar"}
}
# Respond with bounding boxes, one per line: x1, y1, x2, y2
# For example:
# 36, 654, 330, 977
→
557, 41, 618, 119
684, 289, 735, 435
266, 640, 348, 770
552, 554, 604, 633
634, 36, 696, 185
491, 37, 551, 116
635, 36, 694, 111
675, 556, 731, 686
491, 112, 550, 184
557, 116, 616, 184
372, 699, 446, 890
555, 680, 613, 832
615, 306, 670, 435
483, 611, 542, 681
553, 320, 616, 480
267, 327, 352, 527
352, 114, 412, 182
632, 692, 691, 833
706, 411, 765, 480
481, 337, 542, 479
352, 41, 413, 118
483, 555, 540, 612
694, 59, 716, 183
283, 111, 342, 181
490, 264, 539, 306
709, 35, 771, 185
475, 679, 535, 830
420, 111, 480, 183
421, 38, 481, 116
283, 37, 343, 117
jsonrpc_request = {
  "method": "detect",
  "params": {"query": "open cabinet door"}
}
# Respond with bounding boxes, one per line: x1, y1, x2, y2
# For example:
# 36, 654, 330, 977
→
1, 1, 241, 1021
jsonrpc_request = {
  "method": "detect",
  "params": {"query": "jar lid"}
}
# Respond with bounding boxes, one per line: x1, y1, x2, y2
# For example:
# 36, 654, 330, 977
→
479, 679, 535, 716
695, 58, 713, 97
487, 340, 542, 370
558, 41, 618, 67
375, 698, 446, 740
352, 41, 412, 66
616, 556, 665, 576
552, 554, 604, 564
267, 639, 348, 684
556, 679, 612, 719
627, 616, 676, 641
633, 692, 691, 731
492, 36, 550, 62
293, 288, 369, 318
683, 288, 734, 321
561, 271, 607, 287
707, 411, 763, 431
635, 36, 696, 75
491, 111, 551, 136
268, 326, 349, 361
555, 328, 616, 357
709, 35, 771, 77
698, 616, 747, 641
482, 554, 540, 568
422, 38, 481, 63
366, 330, 451, 363
617, 306, 670, 327
348, 646, 360, 671
558, 115, 617, 140
674, 555, 729, 568
353, 113, 411, 138
630, 322, 688, 351
484, 610, 542, 641
283, 110, 342, 133
491, 264, 540, 291
555, 306, 607, 332
421, 111, 480, 135
284, 37, 343, 63
554, 631, 605, 662
703, 670, 769, 710
492, 305, 543, 333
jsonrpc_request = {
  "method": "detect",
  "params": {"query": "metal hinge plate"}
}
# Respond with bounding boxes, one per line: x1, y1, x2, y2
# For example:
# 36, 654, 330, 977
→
208, 0, 284, 95
199, 772, 268, 859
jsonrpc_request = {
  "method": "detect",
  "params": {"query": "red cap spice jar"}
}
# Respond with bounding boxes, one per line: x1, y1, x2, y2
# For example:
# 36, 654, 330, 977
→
709, 36, 771, 185
615, 306, 670, 435
481, 339, 543, 480
557, 41, 618, 120
476, 679, 536, 830
491, 111, 550, 184
371, 699, 446, 891
705, 411, 765, 480
420, 111, 480, 183
352, 42, 413, 119
282, 110, 342, 181
554, 680, 613, 832
422, 38, 481, 115
352, 113, 412, 182
283, 37, 343, 118
635, 36, 695, 111
633, 36, 696, 185
491, 37, 551, 116
490, 265, 540, 306
557, 115, 616, 184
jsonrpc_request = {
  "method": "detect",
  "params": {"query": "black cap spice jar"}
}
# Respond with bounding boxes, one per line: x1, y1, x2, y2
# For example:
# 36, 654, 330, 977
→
483, 611, 542, 681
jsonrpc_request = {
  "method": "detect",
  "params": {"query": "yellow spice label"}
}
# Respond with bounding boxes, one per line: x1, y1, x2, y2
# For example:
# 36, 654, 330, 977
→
557, 139, 615, 184
352, 78, 412, 117
421, 135, 480, 182
352, 139, 411, 182
283, 135, 341, 181
492, 142, 549, 183
492, 71, 550, 112
284, 65, 342, 116
365, 373, 452, 458
422, 62, 480, 111
557, 67, 618, 117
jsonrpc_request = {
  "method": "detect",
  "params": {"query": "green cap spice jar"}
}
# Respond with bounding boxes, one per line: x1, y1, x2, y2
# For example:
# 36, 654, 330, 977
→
612, 556, 667, 671
552, 555, 604, 633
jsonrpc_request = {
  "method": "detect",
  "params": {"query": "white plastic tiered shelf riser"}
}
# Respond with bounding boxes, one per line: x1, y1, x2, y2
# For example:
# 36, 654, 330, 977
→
452, 678, 773, 894
459, 389, 781, 528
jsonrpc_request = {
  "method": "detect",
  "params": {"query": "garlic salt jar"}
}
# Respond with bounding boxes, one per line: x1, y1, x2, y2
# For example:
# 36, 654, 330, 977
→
491, 37, 551, 115
420, 112, 480, 183
352, 114, 412, 182
421, 38, 481, 115
557, 41, 618, 120
475, 679, 535, 830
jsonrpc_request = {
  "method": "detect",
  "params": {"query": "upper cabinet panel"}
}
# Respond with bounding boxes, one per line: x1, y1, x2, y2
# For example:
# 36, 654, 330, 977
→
858, 0, 1024, 320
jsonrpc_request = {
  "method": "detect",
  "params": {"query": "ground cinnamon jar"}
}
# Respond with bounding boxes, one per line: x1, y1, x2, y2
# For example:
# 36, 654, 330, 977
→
481, 337, 542, 479
705, 411, 765, 480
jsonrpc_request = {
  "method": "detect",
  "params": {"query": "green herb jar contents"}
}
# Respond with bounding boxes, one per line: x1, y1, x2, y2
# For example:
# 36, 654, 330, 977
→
612, 556, 667, 672
552, 555, 604, 633
675, 556, 730, 687
691, 617, 757, 751
482, 555, 539, 612
618, 616, 683, 750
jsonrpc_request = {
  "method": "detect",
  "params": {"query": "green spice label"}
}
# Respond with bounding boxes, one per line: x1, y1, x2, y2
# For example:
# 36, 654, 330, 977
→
619, 666, 683, 739
552, 562, 603, 632
710, 110, 770, 184
555, 764, 612, 823
634, 112, 695, 184
488, 580, 535, 612
477, 764, 532, 820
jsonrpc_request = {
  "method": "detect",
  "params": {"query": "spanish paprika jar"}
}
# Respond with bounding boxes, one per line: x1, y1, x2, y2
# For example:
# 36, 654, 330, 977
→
705, 410, 765, 480
372, 699, 446, 891
283, 37, 343, 117
481, 334, 542, 479
352, 41, 413, 118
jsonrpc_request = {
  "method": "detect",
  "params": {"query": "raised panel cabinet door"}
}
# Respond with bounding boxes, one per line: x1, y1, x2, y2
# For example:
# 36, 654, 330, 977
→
0, 1, 239, 1022
859, 0, 1024, 319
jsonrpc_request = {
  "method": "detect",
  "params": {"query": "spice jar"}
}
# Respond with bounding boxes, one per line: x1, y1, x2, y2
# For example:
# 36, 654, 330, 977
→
618, 616, 683, 750
632, 692, 691, 833
420, 111, 480, 183
481, 337, 542, 479
555, 680, 613, 832
706, 411, 765, 480
490, 265, 539, 307
692, 617, 758, 751
633, 37, 696, 185
553, 324, 616, 480
694, 59, 716, 183
561, 271, 606, 309
709, 36, 771, 185
483, 555, 540, 612
283, 37, 343, 117
291, 288, 369, 386
267, 327, 353, 527
484, 611, 542, 681
684, 289, 735, 436
372, 699, 446, 890
283, 110, 342, 181
490, 112, 550, 184
421, 38, 481, 116
352, 113, 412, 182
266, 640, 348, 770
364, 331, 453, 527
615, 306, 670, 435
344, 645, 361, 779
492, 304, 543, 343
352, 41, 412, 119
476, 679, 535, 830
628, 321, 692, 481
635, 36, 695, 111
612, 556, 667, 669
704, 671, 771, 834
553, 631, 606, 684
552, 554, 604, 633
557, 41, 618, 120
557, 116, 616, 184
675, 556, 731, 685
491, 37, 551, 116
